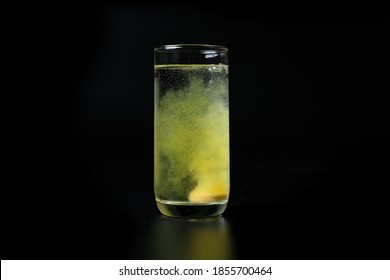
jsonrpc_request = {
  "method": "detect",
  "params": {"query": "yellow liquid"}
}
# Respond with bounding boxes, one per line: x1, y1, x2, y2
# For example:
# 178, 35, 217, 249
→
154, 64, 229, 217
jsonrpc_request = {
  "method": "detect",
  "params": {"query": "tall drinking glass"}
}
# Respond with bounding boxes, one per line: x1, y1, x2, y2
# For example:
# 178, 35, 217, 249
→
154, 44, 229, 218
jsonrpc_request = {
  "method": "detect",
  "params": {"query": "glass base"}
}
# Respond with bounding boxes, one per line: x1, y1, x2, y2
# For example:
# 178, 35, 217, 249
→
156, 199, 228, 219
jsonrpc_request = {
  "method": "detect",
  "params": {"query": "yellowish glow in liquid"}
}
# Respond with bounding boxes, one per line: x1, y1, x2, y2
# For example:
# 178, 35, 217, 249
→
156, 66, 229, 202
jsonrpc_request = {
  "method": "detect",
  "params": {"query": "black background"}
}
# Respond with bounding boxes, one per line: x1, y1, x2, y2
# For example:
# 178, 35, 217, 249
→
4, 3, 390, 260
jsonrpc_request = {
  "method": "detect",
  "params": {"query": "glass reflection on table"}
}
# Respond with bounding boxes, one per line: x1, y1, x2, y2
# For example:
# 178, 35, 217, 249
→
144, 215, 235, 259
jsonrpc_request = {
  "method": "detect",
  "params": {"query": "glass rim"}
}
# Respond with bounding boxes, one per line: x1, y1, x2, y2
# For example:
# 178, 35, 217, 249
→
155, 44, 228, 53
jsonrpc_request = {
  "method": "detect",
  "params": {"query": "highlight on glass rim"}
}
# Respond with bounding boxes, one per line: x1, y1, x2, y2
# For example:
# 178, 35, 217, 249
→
154, 44, 230, 218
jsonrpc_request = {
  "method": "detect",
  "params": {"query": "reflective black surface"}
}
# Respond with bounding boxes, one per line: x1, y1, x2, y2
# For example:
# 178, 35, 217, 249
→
130, 216, 235, 259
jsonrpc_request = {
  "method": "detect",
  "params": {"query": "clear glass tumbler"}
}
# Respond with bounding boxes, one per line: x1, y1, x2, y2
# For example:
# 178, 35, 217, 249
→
154, 44, 229, 218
